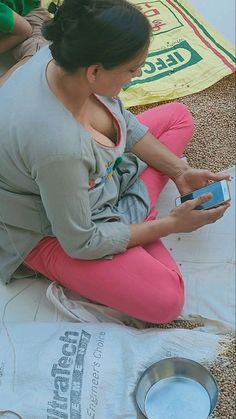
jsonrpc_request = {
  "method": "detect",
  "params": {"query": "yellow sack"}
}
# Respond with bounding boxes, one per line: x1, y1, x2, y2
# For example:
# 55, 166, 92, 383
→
120, 0, 236, 107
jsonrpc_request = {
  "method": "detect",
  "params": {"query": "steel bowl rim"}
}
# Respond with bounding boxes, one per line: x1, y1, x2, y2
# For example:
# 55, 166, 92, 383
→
135, 357, 218, 417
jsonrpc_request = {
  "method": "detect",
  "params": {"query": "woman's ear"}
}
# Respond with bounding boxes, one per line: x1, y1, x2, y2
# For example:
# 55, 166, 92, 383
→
86, 64, 102, 83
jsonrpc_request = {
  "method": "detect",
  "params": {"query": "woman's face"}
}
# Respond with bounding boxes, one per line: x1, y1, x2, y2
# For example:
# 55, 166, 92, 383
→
90, 47, 148, 97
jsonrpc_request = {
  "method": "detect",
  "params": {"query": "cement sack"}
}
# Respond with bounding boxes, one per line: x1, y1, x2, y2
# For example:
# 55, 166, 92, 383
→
0, 321, 226, 419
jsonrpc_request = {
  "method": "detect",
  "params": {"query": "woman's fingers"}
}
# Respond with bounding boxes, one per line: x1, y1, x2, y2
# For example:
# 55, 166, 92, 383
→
191, 192, 213, 209
202, 202, 230, 223
170, 194, 230, 233
204, 170, 231, 182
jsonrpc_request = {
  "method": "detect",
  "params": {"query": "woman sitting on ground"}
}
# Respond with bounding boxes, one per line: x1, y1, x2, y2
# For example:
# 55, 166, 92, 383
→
0, 0, 230, 323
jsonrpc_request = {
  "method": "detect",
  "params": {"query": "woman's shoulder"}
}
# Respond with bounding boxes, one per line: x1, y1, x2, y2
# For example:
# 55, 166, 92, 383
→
0, 46, 51, 97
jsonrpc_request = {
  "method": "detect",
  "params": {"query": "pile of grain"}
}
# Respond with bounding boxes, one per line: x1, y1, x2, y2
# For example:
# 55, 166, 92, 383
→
209, 337, 235, 419
129, 73, 236, 172
129, 73, 236, 419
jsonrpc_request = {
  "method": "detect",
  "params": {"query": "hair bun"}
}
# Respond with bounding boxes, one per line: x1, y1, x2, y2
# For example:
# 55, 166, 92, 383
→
44, 0, 98, 41
62, 0, 96, 19
42, 17, 62, 41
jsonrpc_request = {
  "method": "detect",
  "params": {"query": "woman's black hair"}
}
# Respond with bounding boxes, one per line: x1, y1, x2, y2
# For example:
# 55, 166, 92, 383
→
42, 0, 151, 72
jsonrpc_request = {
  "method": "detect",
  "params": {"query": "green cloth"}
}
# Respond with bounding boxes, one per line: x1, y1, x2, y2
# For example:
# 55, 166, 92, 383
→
0, 0, 40, 33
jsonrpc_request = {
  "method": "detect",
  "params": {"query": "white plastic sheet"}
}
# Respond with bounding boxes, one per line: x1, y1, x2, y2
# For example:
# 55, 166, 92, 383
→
158, 166, 235, 333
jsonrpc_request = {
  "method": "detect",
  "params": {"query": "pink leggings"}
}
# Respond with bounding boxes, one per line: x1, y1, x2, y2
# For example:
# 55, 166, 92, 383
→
25, 102, 194, 324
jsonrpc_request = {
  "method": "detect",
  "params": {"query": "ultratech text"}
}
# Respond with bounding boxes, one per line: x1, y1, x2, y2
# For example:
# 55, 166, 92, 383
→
47, 329, 91, 419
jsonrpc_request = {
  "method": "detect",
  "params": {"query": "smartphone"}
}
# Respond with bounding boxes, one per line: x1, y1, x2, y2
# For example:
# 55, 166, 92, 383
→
175, 180, 231, 210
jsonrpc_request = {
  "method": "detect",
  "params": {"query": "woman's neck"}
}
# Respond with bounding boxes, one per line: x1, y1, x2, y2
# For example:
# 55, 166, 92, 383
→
46, 60, 92, 118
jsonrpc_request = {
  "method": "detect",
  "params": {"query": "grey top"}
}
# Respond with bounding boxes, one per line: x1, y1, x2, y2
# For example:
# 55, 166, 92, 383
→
0, 47, 150, 284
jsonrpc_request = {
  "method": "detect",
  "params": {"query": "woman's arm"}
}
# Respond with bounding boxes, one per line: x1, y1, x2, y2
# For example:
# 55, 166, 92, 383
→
128, 131, 230, 246
130, 131, 230, 195
130, 131, 189, 180
35, 157, 130, 259
0, 11, 32, 53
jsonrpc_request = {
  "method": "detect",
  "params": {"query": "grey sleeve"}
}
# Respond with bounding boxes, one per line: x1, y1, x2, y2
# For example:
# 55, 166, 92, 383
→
35, 157, 130, 259
117, 97, 149, 150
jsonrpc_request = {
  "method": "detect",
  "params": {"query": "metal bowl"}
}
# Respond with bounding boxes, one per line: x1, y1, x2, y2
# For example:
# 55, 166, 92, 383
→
135, 357, 218, 419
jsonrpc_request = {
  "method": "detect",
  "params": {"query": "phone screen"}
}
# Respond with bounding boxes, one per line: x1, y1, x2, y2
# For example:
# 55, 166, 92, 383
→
180, 182, 226, 210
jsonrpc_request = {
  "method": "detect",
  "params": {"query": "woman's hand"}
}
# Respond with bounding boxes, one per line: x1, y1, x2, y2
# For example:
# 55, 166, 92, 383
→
128, 192, 230, 248
173, 167, 231, 195
168, 193, 230, 233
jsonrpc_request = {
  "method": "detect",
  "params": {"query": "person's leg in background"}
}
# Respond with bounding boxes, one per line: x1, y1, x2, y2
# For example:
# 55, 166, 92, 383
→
24, 102, 194, 324
0, 7, 50, 86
